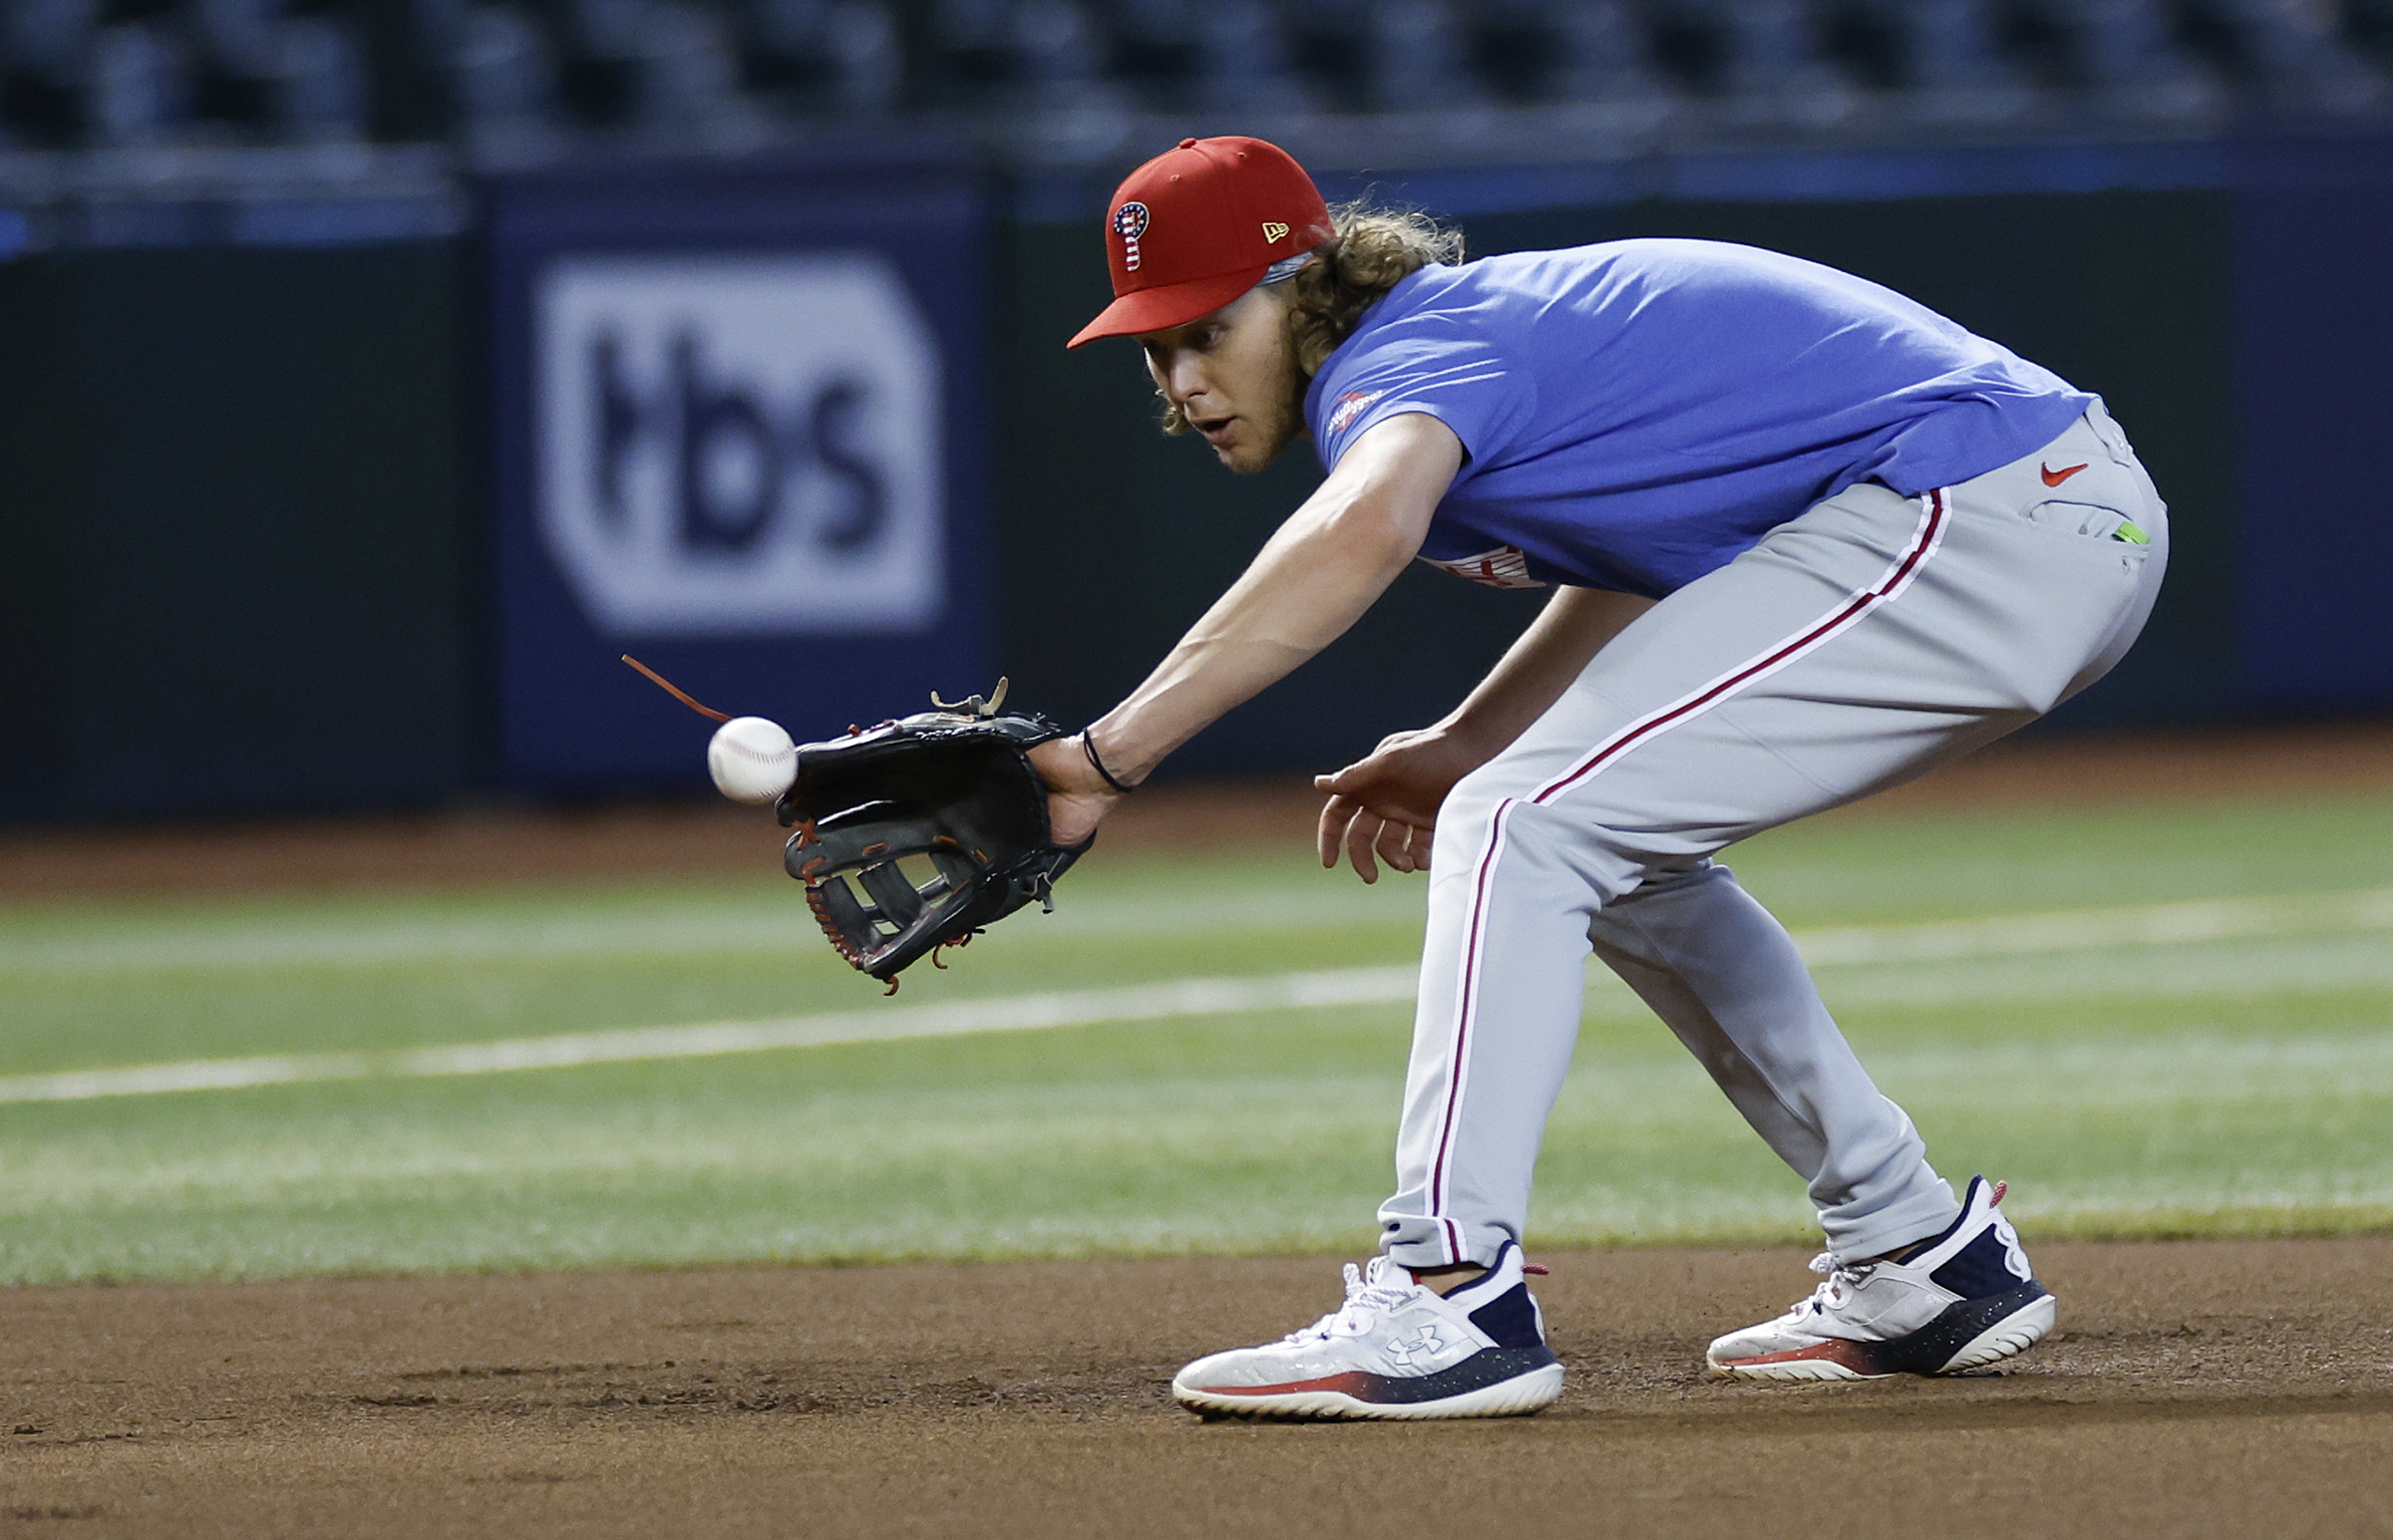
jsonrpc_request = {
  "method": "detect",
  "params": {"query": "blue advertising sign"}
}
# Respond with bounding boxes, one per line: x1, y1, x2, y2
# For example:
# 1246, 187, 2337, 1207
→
486, 148, 987, 791
2233, 133, 2393, 713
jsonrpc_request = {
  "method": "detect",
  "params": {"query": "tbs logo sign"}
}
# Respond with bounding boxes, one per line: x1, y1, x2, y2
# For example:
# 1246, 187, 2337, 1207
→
534, 252, 945, 637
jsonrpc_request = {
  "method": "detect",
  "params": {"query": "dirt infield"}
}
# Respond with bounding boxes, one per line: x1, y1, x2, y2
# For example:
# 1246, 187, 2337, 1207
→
8, 731, 2392, 1534
5, 1238, 2390, 1538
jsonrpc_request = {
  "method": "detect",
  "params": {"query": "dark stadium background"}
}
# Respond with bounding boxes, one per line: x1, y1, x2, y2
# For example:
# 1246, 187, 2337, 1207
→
2, 0, 2388, 819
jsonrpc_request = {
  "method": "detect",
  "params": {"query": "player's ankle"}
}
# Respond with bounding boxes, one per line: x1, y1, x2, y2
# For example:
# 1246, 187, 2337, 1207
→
1849, 1232, 1938, 1268
1408, 1262, 1489, 1296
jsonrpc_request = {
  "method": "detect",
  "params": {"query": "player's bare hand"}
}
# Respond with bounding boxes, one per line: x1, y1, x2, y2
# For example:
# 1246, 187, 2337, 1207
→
1314, 727, 1491, 883
1028, 735, 1123, 849
1315, 800, 1431, 884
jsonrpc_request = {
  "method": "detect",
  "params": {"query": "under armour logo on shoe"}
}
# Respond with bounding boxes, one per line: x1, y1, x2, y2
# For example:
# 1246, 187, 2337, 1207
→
1385, 1325, 1445, 1367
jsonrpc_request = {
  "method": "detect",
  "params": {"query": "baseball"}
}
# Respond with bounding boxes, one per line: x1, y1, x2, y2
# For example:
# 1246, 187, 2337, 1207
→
706, 716, 797, 804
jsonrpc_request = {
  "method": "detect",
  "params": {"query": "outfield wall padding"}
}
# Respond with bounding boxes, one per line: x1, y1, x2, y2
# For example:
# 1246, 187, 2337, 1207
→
2, 133, 2387, 819
0, 243, 475, 821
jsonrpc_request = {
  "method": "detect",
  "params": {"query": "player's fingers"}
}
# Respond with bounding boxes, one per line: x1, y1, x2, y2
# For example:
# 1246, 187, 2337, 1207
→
1373, 814, 1413, 876
1390, 818, 1429, 873
1316, 754, 1387, 797
1317, 794, 1355, 868
1344, 807, 1383, 885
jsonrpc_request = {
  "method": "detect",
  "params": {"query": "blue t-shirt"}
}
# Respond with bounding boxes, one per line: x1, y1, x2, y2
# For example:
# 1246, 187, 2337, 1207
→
1303, 238, 2094, 597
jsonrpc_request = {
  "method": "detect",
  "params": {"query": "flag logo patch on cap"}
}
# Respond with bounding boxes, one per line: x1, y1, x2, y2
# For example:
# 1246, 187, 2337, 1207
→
1261, 221, 1289, 243
1113, 201, 1151, 271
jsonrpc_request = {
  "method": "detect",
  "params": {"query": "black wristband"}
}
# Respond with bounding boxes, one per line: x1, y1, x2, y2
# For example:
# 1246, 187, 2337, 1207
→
1081, 731, 1136, 794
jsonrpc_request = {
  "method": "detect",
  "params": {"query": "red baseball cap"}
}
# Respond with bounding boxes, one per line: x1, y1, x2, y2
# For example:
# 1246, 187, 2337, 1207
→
1066, 136, 1333, 348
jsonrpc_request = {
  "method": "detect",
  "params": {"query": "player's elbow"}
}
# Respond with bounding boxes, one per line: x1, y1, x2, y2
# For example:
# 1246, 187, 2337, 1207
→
1300, 491, 1429, 579
1304, 414, 1458, 567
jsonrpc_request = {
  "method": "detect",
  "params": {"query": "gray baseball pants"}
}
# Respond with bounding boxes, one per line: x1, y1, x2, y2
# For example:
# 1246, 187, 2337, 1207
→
1379, 404, 2169, 1268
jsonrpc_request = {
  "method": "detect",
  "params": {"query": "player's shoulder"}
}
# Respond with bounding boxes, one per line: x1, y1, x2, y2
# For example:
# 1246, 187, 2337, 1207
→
1333, 250, 1573, 341
1495, 235, 1898, 289
1305, 249, 1594, 399
1358, 238, 1775, 321
1308, 237, 1779, 390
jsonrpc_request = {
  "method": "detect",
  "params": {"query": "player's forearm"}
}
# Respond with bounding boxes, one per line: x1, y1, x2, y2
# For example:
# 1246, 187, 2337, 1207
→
1079, 413, 1461, 787
1437, 585, 1656, 756
1091, 496, 1421, 781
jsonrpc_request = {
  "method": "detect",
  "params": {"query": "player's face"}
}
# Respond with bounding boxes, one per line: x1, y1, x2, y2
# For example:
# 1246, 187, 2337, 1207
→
1137, 285, 1303, 474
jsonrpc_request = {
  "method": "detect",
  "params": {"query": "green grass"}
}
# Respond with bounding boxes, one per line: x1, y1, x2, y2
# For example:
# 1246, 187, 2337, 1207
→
4, 792, 2393, 1285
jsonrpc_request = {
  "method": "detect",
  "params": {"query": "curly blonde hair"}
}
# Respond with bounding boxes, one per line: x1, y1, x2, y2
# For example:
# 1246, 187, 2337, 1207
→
1157, 203, 1464, 436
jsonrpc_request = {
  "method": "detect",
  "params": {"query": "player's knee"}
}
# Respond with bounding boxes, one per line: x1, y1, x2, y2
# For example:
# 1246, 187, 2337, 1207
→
1433, 762, 1528, 853
1447, 755, 1547, 821
1431, 777, 1648, 893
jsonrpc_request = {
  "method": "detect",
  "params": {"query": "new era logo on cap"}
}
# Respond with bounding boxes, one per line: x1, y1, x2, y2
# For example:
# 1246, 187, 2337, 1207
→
1262, 221, 1289, 243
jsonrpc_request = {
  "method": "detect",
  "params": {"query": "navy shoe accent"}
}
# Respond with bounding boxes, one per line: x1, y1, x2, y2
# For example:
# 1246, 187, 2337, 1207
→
1430, 1243, 1548, 1354
1466, 1283, 1546, 1351
1930, 1221, 2033, 1300
1887, 1176, 2035, 1301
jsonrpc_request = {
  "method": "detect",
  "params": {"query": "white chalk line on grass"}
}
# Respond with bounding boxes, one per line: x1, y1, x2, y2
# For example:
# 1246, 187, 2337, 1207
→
9, 887, 2393, 1106
1794, 888, 2393, 965
0, 888, 1418, 974
0, 968, 1418, 1105
9, 884, 2391, 977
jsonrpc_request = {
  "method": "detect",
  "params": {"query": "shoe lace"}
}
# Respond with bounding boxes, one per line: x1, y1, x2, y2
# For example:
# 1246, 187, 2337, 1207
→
1281, 1259, 1422, 1345
1789, 1250, 1874, 1319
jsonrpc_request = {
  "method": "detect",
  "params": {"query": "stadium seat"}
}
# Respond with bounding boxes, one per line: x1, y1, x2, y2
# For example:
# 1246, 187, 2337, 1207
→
1, 0, 2389, 163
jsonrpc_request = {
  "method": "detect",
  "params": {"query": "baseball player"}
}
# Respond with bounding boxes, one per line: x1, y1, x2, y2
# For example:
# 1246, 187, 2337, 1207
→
1024, 136, 2168, 1418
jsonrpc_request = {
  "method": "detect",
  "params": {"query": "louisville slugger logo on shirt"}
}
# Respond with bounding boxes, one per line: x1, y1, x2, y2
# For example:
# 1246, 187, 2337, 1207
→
1326, 389, 1383, 436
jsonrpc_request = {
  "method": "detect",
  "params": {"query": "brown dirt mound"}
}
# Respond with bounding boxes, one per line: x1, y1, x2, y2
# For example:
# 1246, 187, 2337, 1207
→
5, 1237, 2389, 1538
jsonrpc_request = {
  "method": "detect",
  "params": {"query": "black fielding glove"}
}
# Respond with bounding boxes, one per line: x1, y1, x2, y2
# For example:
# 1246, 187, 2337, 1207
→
775, 687, 1090, 987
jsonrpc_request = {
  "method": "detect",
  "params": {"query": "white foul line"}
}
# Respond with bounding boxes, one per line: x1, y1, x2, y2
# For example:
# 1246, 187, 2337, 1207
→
8, 888, 2393, 1106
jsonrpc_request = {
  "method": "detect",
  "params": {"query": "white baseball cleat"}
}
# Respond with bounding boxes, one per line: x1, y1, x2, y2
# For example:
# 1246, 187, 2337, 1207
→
1172, 1242, 1563, 1419
1706, 1175, 2057, 1382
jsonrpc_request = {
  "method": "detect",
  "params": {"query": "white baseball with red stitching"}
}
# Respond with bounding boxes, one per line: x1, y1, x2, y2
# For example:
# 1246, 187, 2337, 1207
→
707, 717, 797, 804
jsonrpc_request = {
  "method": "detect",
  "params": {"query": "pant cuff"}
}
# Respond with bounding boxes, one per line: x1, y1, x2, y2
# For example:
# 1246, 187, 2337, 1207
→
1823, 1183, 1961, 1264
1378, 1213, 1509, 1269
